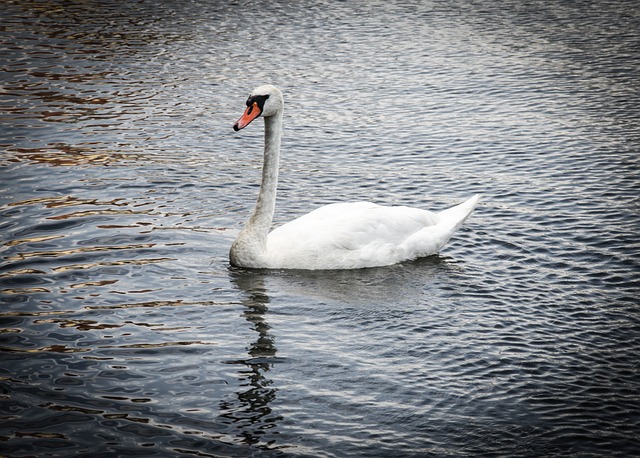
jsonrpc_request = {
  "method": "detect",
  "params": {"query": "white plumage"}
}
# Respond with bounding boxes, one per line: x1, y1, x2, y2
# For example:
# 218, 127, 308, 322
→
230, 85, 479, 270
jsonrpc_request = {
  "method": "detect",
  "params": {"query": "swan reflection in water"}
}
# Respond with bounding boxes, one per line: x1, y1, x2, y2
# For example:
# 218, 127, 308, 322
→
222, 268, 283, 447
221, 255, 456, 447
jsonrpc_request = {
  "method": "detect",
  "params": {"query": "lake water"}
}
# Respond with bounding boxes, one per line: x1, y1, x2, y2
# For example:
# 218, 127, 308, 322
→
1, 0, 639, 456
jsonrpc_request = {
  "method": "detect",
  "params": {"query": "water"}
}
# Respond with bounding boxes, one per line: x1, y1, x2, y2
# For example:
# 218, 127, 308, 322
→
1, 0, 639, 456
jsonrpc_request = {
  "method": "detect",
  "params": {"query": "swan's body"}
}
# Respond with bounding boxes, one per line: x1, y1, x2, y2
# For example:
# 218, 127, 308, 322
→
230, 85, 479, 270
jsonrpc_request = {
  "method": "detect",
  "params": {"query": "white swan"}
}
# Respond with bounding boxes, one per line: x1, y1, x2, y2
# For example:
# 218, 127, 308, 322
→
230, 85, 480, 270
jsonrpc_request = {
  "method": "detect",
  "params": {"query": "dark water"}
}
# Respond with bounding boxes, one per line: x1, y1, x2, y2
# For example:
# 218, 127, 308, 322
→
1, 0, 639, 456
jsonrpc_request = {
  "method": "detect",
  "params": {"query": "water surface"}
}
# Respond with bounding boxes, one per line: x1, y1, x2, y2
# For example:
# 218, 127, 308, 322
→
1, 0, 639, 456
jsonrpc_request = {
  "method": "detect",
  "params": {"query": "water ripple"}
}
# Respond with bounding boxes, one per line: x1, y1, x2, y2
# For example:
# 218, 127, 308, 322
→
1, 0, 639, 456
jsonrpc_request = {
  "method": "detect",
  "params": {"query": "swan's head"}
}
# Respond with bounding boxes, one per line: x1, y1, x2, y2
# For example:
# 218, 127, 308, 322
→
233, 85, 283, 131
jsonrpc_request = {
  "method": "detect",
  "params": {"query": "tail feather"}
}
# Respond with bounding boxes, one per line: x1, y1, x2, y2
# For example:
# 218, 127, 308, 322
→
437, 194, 481, 233
401, 194, 480, 259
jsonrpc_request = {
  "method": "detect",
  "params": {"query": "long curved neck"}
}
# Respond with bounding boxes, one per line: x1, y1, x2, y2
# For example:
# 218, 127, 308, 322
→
247, 111, 283, 238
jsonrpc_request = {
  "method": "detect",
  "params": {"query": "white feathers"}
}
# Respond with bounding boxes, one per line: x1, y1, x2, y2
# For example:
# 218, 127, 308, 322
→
230, 85, 480, 270
264, 196, 480, 269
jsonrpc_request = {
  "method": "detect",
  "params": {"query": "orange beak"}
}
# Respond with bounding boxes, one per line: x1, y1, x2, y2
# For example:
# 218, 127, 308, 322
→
233, 102, 261, 131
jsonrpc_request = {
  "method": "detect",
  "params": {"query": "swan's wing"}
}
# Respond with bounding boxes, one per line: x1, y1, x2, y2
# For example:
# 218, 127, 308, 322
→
266, 202, 441, 269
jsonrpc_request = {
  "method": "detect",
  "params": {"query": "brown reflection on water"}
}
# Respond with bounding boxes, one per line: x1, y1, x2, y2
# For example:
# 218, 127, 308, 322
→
46, 208, 144, 221
6, 146, 137, 167
34, 318, 122, 331
7, 0, 192, 51
85, 299, 221, 311
0, 344, 89, 354
4, 235, 64, 247
14, 431, 67, 440
1, 0, 190, 167
98, 340, 217, 350
5, 243, 156, 262
6, 195, 127, 209
51, 257, 175, 273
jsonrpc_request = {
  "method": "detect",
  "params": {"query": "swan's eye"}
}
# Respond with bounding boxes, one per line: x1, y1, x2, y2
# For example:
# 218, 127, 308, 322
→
247, 94, 270, 112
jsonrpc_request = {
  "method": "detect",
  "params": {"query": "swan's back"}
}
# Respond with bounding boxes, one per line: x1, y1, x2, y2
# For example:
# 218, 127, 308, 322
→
264, 195, 480, 269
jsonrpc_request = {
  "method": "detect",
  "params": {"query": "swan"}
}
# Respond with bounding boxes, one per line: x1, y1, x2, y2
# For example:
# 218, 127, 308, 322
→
230, 85, 480, 270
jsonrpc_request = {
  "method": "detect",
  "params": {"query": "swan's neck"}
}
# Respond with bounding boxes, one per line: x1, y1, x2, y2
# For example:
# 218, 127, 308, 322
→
250, 113, 282, 233
231, 112, 282, 266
